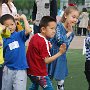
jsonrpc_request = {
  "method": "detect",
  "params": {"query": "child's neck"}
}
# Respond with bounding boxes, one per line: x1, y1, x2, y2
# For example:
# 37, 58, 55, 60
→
40, 33, 47, 39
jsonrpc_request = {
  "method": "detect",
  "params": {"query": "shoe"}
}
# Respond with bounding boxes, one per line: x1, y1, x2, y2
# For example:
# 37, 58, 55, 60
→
57, 85, 64, 90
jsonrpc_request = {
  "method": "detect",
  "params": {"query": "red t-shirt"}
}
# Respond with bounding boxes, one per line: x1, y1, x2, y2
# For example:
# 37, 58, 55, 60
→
26, 33, 51, 76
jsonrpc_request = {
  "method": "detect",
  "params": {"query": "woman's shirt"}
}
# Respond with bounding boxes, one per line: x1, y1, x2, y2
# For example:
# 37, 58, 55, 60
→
2, 2, 17, 16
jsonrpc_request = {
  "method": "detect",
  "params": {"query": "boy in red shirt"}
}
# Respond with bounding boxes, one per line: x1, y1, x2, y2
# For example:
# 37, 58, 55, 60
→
26, 16, 66, 90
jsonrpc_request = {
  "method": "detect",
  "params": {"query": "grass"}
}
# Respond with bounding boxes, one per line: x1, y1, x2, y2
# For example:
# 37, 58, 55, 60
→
27, 49, 88, 90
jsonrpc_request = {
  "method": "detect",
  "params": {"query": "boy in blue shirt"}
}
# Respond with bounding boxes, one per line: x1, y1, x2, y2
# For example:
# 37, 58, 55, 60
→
0, 14, 32, 90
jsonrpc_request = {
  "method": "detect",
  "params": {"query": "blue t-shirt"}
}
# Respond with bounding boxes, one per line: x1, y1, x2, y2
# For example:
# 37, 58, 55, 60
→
3, 30, 29, 70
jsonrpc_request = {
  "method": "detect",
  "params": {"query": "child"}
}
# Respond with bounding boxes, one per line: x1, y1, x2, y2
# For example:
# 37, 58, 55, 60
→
26, 16, 66, 90
0, 3, 11, 89
0, 14, 32, 90
0, 23, 11, 90
84, 19, 90, 90
48, 6, 79, 90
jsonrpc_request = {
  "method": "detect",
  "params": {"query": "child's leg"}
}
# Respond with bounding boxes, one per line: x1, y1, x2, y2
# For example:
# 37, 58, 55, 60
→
2, 66, 13, 90
28, 75, 39, 90
84, 60, 90, 90
13, 70, 27, 90
29, 82, 39, 90
41, 76, 54, 90
28, 75, 53, 90
57, 80, 64, 90
0, 65, 3, 90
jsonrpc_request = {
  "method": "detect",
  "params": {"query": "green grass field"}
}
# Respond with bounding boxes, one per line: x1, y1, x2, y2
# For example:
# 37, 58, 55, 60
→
27, 49, 88, 90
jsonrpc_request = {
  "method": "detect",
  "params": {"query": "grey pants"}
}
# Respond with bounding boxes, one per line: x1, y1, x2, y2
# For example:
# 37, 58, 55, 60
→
2, 66, 27, 90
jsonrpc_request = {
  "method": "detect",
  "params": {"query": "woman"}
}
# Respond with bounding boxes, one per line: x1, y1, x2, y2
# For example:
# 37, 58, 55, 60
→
2, 0, 17, 16
78, 8, 89, 36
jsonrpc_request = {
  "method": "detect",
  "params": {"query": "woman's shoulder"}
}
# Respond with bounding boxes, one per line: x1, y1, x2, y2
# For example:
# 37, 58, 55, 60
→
2, 3, 8, 7
10, 2, 15, 7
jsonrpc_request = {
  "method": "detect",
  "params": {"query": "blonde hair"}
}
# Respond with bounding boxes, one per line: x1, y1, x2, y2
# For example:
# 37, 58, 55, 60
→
61, 6, 79, 23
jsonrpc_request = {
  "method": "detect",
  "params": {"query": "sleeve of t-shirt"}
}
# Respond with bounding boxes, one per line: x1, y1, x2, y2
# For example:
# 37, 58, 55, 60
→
19, 30, 29, 42
39, 40, 51, 60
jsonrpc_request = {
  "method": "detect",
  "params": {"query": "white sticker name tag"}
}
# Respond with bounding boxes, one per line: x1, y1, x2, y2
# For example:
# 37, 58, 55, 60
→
9, 41, 19, 50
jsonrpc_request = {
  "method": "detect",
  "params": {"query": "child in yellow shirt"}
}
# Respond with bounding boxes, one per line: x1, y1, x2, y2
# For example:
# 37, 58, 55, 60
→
0, 23, 11, 90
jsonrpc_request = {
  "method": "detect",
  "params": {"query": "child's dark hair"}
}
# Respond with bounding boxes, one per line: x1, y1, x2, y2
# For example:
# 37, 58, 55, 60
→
0, 14, 15, 25
61, 6, 79, 23
39, 16, 56, 29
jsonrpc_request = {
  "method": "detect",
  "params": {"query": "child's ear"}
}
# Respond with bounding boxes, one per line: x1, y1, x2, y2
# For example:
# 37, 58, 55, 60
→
41, 27, 46, 33
64, 13, 67, 19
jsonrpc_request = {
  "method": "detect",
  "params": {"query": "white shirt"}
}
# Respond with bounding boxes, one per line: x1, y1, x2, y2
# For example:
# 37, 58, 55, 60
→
2, 2, 17, 16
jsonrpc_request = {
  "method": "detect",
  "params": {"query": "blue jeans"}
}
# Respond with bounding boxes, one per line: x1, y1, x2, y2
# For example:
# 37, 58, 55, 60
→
28, 75, 54, 90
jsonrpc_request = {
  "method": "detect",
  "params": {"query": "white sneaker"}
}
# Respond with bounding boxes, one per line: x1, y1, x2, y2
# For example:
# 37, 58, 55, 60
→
60, 86, 64, 90
57, 85, 64, 90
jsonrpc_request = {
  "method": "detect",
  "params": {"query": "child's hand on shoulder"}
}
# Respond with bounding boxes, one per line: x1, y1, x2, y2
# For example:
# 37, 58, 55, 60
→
59, 43, 66, 54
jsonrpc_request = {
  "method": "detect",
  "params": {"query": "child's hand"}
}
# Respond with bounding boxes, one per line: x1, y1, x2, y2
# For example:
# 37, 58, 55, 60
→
66, 22, 73, 32
0, 23, 6, 31
14, 14, 20, 20
59, 43, 66, 54
20, 14, 27, 20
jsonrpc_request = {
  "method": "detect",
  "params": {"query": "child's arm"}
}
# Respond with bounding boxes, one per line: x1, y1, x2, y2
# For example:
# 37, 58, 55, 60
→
20, 14, 32, 35
0, 23, 11, 38
44, 43, 66, 64
0, 24, 11, 38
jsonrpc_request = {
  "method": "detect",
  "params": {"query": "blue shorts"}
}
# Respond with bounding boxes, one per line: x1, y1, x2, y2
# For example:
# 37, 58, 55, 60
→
28, 75, 54, 90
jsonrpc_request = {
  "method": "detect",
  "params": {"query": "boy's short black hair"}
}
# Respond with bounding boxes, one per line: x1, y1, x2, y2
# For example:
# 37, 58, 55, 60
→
0, 14, 15, 25
39, 16, 56, 29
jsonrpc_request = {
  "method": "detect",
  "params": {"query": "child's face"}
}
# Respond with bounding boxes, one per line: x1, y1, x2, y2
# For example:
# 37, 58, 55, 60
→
3, 19, 16, 34
65, 10, 79, 26
43, 22, 56, 38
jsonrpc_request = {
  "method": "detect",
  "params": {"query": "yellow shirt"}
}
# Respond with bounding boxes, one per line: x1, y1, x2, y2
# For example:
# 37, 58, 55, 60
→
0, 27, 11, 64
